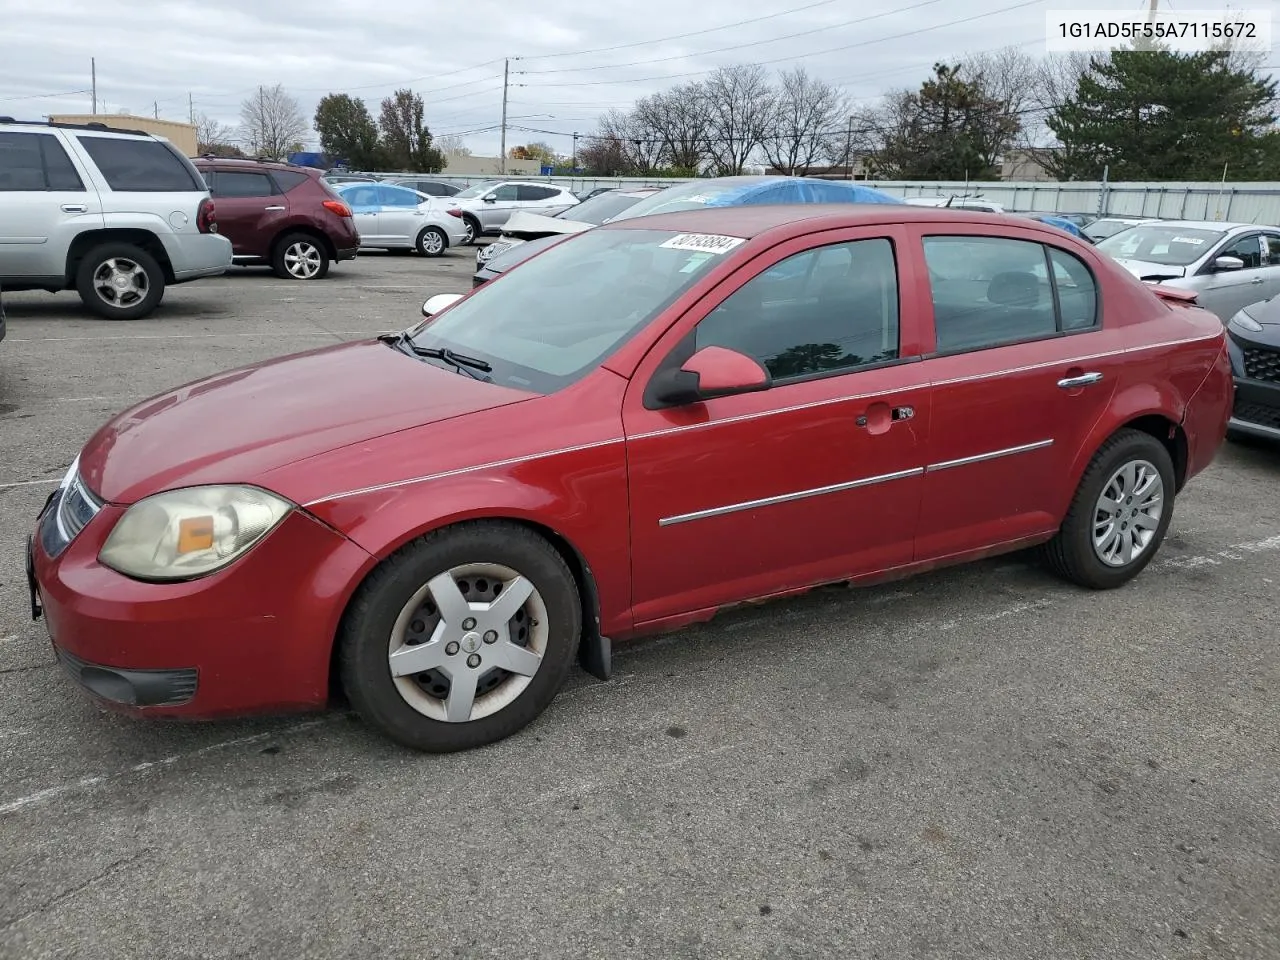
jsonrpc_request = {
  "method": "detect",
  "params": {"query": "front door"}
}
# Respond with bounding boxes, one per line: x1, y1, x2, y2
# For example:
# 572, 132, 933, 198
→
623, 228, 932, 625
1195, 231, 1273, 320
341, 184, 386, 246
910, 229, 1126, 560
0, 131, 103, 280
478, 183, 520, 231
206, 169, 289, 259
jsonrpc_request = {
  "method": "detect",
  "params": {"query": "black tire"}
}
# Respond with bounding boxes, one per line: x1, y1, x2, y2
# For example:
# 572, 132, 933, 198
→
1040, 428, 1176, 589
416, 226, 448, 257
271, 233, 330, 280
339, 521, 582, 752
74, 243, 165, 320
460, 215, 480, 246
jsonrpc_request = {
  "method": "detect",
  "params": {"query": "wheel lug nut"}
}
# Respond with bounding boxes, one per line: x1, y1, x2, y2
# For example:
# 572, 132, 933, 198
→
467, 654, 481, 668
483, 630, 498, 644
445, 641, 460, 656
462, 618, 477, 630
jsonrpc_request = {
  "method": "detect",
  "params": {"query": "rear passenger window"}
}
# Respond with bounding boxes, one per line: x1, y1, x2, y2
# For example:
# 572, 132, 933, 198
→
0, 133, 49, 190
271, 170, 311, 192
923, 236, 1096, 353
516, 185, 557, 201
694, 238, 899, 381
76, 136, 202, 191
214, 171, 275, 197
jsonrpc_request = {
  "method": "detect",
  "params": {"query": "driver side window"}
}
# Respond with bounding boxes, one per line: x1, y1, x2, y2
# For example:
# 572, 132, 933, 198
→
1221, 233, 1263, 269
693, 238, 900, 382
491, 184, 519, 201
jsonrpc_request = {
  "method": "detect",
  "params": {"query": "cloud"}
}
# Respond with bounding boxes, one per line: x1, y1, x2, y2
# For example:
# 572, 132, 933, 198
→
0, 0, 1175, 157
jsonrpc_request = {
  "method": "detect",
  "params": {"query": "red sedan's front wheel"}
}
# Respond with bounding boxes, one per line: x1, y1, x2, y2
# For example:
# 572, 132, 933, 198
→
338, 521, 581, 752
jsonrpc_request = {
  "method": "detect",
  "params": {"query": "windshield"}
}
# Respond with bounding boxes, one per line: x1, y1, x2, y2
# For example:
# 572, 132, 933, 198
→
607, 179, 765, 220
407, 228, 743, 393
561, 190, 650, 224
1096, 225, 1225, 265
1087, 219, 1143, 240
454, 180, 501, 200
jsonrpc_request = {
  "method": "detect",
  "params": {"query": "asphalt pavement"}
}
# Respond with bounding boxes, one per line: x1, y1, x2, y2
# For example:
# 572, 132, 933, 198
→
1, 248, 1277, 960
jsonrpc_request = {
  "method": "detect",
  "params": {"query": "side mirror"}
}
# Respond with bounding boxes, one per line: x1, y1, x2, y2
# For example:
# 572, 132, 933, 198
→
422, 293, 464, 317
1214, 255, 1245, 271
483, 194, 497, 203
649, 345, 771, 407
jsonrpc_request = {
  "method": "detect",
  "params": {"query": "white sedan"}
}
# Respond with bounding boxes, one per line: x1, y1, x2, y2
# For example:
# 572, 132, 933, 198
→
332, 182, 469, 257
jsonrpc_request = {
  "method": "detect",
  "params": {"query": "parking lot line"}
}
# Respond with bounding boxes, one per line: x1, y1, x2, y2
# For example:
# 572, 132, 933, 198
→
0, 478, 61, 490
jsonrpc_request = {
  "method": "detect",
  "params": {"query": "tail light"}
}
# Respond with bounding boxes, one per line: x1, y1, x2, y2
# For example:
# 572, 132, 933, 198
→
197, 198, 217, 234
446, 208, 463, 218
323, 199, 353, 218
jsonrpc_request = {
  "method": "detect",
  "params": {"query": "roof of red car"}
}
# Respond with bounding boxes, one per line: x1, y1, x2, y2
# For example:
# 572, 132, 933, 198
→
599, 204, 1063, 241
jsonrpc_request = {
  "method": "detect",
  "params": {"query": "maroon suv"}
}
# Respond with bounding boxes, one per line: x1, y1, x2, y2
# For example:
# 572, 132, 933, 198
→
192, 158, 360, 280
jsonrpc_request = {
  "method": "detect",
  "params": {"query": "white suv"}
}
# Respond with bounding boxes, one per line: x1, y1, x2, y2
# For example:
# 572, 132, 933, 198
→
0, 118, 232, 320
448, 180, 579, 244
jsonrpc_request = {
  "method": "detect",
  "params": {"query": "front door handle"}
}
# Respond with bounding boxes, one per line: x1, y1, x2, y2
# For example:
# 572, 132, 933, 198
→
264, 205, 286, 211
1058, 371, 1103, 389
61, 203, 88, 213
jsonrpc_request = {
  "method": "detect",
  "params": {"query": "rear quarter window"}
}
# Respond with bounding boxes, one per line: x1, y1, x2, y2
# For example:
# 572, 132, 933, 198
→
76, 136, 203, 191
272, 170, 312, 192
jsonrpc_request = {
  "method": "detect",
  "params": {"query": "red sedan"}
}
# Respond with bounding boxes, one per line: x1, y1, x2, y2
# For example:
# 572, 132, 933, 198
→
26, 205, 1233, 752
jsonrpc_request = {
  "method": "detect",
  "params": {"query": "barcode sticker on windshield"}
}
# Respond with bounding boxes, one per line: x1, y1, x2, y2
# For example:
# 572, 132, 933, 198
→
1171, 236, 1206, 244
659, 233, 746, 254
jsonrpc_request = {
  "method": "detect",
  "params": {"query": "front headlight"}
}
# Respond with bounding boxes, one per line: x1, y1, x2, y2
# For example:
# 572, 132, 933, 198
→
99, 485, 292, 581
1229, 309, 1264, 333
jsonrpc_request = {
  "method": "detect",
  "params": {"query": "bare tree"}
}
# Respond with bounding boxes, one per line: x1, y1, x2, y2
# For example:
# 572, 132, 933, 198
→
618, 99, 667, 173
701, 64, 776, 175
963, 47, 1041, 150
1024, 52, 1102, 172
194, 112, 235, 152
761, 67, 848, 174
239, 84, 310, 159
636, 82, 708, 173
435, 134, 470, 157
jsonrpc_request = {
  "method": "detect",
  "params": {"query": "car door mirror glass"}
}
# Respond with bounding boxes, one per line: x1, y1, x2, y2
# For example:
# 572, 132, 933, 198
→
1215, 255, 1245, 271
651, 346, 771, 406
483, 194, 497, 202
422, 293, 465, 317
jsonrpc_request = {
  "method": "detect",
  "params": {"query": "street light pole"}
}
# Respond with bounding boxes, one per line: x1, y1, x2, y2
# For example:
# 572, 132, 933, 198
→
500, 58, 509, 175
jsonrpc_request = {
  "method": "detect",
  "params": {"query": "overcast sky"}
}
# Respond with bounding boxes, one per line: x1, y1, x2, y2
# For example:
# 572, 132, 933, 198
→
0, 0, 1268, 158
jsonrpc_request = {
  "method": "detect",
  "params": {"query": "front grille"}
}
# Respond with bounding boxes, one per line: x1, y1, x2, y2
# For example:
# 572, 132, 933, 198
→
1242, 346, 1280, 383
1233, 396, 1280, 430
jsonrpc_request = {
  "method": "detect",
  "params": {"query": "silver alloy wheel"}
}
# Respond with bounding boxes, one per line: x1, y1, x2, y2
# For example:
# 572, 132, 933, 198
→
1092, 458, 1164, 566
461, 219, 475, 244
91, 257, 148, 308
420, 229, 445, 255
387, 562, 549, 723
283, 240, 323, 278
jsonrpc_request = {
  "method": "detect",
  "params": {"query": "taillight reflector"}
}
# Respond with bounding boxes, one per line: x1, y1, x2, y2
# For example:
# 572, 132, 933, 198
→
446, 208, 463, 218
323, 199, 353, 218
197, 198, 217, 234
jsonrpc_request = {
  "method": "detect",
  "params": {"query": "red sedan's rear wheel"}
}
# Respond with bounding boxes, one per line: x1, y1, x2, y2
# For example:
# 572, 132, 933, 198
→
338, 521, 581, 752
1041, 428, 1176, 589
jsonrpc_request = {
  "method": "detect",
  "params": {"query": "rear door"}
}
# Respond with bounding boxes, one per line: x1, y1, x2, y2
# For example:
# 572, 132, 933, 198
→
0, 131, 103, 281
911, 228, 1125, 560
375, 185, 426, 246
205, 169, 287, 259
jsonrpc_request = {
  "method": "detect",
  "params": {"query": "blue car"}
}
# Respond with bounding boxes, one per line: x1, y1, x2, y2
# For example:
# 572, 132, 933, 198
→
1026, 213, 1087, 241
472, 175, 903, 286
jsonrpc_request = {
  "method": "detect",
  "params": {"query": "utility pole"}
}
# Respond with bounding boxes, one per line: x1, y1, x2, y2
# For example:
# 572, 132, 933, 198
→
1147, 0, 1158, 21
188, 92, 194, 124
499, 58, 510, 175
91, 58, 96, 115
153, 101, 159, 119
845, 115, 854, 180
571, 132, 578, 172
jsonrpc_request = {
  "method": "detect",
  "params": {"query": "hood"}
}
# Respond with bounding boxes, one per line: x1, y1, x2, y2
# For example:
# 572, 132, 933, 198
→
1241, 296, 1280, 326
1111, 258, 1188, 282
78, 340, 533, 504
499, 210, 593, 239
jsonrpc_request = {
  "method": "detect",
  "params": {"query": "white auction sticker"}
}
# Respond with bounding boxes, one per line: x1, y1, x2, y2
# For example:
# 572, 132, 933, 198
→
1172, 236, 1206, 244
1046, 9, 1272, 53
658, 233, 746, 254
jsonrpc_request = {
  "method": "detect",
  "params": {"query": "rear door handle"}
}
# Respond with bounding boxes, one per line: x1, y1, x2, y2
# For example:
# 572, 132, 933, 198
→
264, 205, 286, 211
60, 203, 88, 213
1058, 372, 1103, 389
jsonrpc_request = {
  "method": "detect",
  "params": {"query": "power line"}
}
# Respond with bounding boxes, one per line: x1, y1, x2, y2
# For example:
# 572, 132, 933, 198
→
521, 0, 1050, 89
0, 87, 91, 103
517, 0, 947, 76
518, 0, 844, 61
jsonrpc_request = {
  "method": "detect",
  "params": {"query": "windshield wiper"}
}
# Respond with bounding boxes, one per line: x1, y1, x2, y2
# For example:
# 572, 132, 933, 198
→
380, 332, 492, 378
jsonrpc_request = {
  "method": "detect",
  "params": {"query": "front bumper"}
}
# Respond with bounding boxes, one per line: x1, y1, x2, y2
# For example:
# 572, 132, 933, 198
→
1227, 330, 1280, 441
28, 482, 375, 719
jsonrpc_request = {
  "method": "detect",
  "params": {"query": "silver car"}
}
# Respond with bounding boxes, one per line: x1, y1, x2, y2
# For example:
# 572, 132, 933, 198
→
1095, 220, 1280, 321
448, 180, 580, 244
0, 118, 232, 320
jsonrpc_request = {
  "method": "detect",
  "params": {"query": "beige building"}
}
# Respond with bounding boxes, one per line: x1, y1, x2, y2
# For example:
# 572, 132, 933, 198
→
49, 114, 199, 157
441, 151, 542, 176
